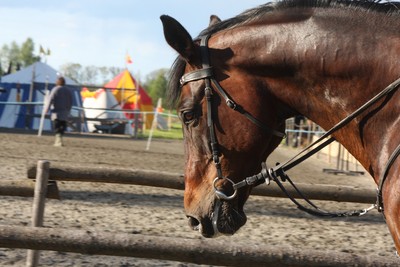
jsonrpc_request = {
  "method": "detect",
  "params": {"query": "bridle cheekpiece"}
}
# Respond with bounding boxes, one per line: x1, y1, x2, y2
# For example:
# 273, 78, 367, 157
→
180, 35, 285, 200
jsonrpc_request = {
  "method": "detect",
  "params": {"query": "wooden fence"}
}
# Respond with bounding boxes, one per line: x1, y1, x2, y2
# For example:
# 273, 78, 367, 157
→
27, 163, 376, 204
0, 180, 59, 199
0, 225, 397, 267
0, 160, 389, 266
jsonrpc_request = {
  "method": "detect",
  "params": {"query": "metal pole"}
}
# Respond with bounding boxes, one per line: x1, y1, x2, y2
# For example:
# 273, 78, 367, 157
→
146, 98, 162, 150
134, 77, 140, 139
38, 76, 49, 137
26, 64, 36, 129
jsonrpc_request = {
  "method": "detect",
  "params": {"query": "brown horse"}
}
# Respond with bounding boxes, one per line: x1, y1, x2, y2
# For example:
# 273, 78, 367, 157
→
160, 0, 400, 252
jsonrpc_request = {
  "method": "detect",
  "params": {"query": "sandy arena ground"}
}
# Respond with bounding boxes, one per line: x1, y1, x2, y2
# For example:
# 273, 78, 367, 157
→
0, 129, 398, 266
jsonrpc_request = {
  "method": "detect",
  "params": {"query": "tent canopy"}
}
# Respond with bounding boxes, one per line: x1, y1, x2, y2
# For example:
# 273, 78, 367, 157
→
1, 61, 77, 85
0, 62, 83, 131
104, 70, 154, 128
81, 87, 131, 134
104, 70, 153, 109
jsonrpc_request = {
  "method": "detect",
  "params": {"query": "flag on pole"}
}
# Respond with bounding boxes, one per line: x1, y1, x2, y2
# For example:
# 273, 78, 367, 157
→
40, 45, 51, 55
125, 54, 133, 64
39, 45, 46, 54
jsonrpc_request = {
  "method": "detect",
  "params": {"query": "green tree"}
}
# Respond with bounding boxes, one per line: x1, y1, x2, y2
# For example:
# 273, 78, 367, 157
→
0, 38, 40, 74
59, 63, 126, 86
20, 38, 40, 66
9, 41, 21, 66
145, 69, 168, 107
59, 63, 82, 83
0, 42, 20, 73
0, 44, 11, 74
98, 66, 111, 84
108, 66, 124, 78
81, 65, 99, 85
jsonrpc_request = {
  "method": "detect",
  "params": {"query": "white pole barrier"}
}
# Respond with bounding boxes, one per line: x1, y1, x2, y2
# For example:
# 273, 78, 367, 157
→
146, 98, 162, 151
38, 77, 49, 137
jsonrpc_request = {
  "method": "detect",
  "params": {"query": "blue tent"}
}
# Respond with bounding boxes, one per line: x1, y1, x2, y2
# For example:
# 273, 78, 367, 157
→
0, 62, 84, 131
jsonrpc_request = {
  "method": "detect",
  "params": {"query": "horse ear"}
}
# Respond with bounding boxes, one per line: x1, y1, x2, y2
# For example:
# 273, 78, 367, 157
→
160, 15, 195, 62
209, 15, 221, 26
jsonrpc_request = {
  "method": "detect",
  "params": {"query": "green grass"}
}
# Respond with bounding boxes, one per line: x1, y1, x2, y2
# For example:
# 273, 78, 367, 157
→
140, 123, 183, 140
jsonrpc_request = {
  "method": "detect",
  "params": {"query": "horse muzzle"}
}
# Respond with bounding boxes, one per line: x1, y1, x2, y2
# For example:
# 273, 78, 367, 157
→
186, 199, 247, 238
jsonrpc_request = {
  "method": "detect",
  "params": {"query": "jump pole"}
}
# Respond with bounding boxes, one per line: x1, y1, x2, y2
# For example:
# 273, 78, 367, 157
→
0, 180, 59, 199
26, 160, 50, 267
0, 225, 397, 267
27, 164, 376, 204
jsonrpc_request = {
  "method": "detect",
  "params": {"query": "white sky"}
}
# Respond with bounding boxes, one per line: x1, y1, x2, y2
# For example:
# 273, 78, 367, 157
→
0, 1, 269, 79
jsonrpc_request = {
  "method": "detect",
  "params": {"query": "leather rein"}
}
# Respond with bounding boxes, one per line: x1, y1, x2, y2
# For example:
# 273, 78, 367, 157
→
180, 34, 400, 217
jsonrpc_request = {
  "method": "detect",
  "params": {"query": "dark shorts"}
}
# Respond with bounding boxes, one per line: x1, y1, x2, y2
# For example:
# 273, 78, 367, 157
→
53, 119, 67, 134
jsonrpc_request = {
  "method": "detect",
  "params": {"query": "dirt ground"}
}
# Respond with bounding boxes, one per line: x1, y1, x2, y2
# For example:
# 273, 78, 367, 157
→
0, 128, 397, 266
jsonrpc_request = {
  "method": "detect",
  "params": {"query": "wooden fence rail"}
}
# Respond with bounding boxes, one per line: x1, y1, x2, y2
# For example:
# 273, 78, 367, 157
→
0, 225, 397, 267
27, 164, 376, 204
0, 180, 59, 199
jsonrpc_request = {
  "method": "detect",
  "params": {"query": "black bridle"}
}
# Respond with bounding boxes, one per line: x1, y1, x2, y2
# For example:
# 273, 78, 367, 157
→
180, 34, 400, 217
180, 35, 285, 200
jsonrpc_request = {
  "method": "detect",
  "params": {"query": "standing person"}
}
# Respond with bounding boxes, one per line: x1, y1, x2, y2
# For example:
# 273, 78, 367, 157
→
44, 76, 73, 147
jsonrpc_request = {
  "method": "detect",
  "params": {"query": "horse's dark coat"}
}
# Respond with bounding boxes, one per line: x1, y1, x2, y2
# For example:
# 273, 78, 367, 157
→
161, 0, 400, 252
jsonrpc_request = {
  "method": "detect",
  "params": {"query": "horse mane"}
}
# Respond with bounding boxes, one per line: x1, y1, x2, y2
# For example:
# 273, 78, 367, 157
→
167, 0, 400, 107
200, 0, 400, 37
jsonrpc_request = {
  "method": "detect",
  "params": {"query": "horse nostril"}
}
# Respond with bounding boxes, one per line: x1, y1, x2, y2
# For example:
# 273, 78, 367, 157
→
187, 216, 200, 231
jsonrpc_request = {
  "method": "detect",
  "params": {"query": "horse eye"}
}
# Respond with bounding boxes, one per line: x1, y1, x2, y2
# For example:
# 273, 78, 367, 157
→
182, 110, 196, 124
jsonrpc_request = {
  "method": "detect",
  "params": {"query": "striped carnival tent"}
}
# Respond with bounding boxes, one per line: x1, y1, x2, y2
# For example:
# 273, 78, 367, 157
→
104, 70, 154, 129
0, 62, 84, 131
81, 87, 133, 135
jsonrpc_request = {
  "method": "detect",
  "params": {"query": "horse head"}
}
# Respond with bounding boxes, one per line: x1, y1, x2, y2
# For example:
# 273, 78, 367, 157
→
159, 0, 400, 256
160, 15, 286, 237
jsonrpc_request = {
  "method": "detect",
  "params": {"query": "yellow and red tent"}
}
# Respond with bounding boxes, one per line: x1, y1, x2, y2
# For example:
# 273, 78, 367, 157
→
104, 70, 154, 129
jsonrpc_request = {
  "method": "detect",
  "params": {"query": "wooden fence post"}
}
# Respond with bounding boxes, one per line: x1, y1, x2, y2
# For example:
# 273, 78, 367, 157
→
26, 160, 50, 267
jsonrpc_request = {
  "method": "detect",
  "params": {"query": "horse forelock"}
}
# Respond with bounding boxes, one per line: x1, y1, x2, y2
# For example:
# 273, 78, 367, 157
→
167, 56, 186, 108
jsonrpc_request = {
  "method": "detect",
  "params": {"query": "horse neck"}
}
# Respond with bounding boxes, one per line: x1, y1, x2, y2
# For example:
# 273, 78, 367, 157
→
219, 10, 400, 178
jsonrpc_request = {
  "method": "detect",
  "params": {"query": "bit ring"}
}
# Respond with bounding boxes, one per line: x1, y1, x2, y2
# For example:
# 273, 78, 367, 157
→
213, 177, 238, 200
